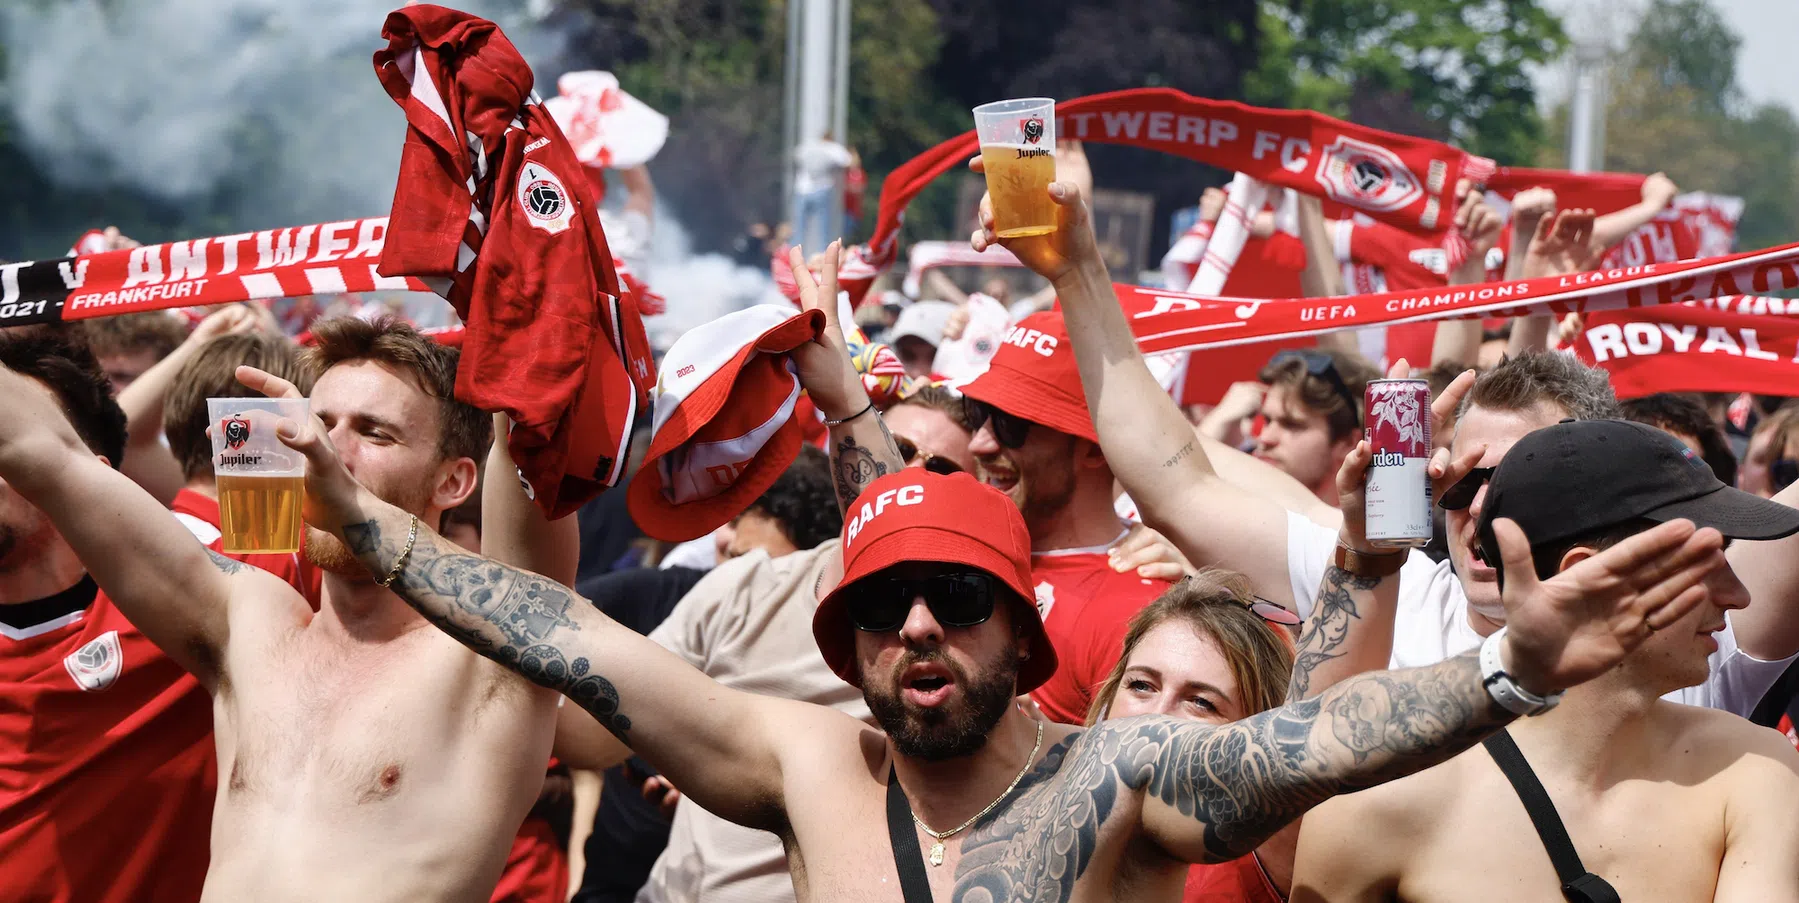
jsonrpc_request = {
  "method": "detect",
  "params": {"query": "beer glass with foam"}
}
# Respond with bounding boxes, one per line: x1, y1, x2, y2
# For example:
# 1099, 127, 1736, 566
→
207, 397, 309, 555
973, 97, 1058, 237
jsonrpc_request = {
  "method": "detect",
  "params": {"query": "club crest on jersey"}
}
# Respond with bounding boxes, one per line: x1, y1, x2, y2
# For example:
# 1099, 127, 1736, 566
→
223, 416, 251, 450
518, 161, 574, 234
1034, 581, 1055, 619
64, 630, 123, 692
1315, 137, 1424, 216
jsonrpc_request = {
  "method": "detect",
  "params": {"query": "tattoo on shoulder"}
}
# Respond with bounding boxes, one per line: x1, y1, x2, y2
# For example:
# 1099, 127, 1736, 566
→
205, 549, 247, 576
952, 653, 1505, 897
1288, 565, 1382, 699
1163, 440, 1196, 469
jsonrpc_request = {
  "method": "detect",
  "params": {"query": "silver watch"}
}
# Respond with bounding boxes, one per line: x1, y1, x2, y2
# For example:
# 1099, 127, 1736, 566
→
1479, 627, 1563, 716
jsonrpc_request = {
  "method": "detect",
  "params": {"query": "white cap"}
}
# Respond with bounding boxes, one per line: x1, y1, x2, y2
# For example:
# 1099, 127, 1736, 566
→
888, 300, 958, 347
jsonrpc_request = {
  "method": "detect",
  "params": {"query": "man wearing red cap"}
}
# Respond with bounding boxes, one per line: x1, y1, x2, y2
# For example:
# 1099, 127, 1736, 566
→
266, 241, 1724, 903
958, 310, 1174, 724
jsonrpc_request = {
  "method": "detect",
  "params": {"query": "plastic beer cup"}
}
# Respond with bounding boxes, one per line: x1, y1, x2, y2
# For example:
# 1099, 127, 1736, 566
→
207, 397, 308, 555
973, 97, 1058, 238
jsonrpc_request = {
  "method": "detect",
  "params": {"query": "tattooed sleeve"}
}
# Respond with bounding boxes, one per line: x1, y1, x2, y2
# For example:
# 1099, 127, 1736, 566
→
341, 516, 631, 738
1287, 565, 1383, 700
951, 651, 1513, 900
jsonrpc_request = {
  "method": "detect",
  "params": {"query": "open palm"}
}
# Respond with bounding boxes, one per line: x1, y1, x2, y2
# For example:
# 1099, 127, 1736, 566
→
1492, 517, 1725, 694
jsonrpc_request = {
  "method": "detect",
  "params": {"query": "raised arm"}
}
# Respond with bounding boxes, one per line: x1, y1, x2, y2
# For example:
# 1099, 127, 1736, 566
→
0, 357, 242, 688
784, 243, 906, 515
1431, 182, 1505, 369
969, 170, 1302, 606
1591, 172, 1677, 249
1132, 515, 1724, 863
279, 410, 803, 830
1722, 478, 1799, 660
482, 413, 578, 585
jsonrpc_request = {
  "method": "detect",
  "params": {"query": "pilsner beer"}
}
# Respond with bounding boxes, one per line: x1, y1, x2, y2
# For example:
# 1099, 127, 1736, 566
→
980, 144, 1058, 238
217, 473, 305, 554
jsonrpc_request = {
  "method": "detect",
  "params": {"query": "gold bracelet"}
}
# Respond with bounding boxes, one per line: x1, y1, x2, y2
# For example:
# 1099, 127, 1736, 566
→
376, 515, 419, 588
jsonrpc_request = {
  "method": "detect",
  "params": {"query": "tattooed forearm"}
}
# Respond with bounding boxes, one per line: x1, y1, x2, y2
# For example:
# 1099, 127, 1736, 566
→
952, 652, 1512, 899
1163, 440, 1196, 469
1145, 650, 1510, 861
828, 410, 904, 513
205, 548, 247, 576
1287, 565, 1381, 700
340, 516, 632, 737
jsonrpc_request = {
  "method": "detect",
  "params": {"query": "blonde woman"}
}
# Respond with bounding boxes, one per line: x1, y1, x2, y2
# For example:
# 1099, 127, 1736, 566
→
1086, 571, 1300, 902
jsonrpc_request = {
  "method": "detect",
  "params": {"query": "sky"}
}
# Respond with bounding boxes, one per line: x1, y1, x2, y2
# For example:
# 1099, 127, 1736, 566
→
1539, 0, 1799, 116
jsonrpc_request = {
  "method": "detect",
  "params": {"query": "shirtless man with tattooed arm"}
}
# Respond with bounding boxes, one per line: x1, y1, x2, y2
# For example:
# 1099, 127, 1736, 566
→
237, 227, 1728, 901
0, 317, 573, 902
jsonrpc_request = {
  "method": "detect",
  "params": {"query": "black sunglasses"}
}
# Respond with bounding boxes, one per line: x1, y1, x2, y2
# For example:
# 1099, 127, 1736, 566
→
1269, 349, 1361, 429
848, 573, 999, 632
969, 400, 1035, 449
1438, 466, 1496, 511
893, 434, 963, 475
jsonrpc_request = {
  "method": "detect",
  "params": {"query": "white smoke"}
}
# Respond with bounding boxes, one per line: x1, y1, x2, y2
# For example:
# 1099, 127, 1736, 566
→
638, 205, 787, 350
0, 0, 557, 227
0, 0, 773, 348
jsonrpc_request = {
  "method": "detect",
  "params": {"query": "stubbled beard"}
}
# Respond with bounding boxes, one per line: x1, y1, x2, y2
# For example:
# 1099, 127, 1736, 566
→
304, 526, 366, 577
864, 644, 1020, 762
1019, 459, 1076, 531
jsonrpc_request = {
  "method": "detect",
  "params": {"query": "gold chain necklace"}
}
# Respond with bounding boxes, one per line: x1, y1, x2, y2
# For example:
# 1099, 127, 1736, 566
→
910, 719, 1044, 866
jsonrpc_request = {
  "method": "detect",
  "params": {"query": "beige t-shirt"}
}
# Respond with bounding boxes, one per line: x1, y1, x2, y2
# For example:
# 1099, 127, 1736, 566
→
637, 540, 871, 903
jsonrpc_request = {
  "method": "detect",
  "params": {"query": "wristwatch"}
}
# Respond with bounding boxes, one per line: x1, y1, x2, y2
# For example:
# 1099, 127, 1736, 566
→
1479, 627, 1563, 716
1333, 542, 1407, 579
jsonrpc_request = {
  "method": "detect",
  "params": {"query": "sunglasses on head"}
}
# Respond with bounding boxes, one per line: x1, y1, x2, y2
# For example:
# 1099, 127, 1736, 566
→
1438, 466, 1496, 511
1269, 349, 1361, 429
1247, 596, 1304, 628
969, 400, 1034, 449
893, 434, 963, 475
848, 572, 999, 632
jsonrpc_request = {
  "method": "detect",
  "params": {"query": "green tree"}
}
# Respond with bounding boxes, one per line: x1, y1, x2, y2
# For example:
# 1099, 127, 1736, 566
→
1250, 0, 1567, 164
1555, 0, 1799, 252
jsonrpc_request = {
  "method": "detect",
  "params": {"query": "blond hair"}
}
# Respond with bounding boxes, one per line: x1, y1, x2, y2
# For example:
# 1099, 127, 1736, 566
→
1084, 569, 1295, 726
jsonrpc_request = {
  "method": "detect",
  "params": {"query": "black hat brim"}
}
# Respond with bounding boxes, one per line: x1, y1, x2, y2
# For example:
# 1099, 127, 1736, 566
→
1643, 485, 1799, 542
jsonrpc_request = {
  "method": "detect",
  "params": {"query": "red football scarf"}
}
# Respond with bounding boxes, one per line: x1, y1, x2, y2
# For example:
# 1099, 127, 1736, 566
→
1122, 241, 1799, 354
0, 218, 433, 328
0, 215, 659, 333
840, 87, 1496, 305
1575, 298, 1799, 399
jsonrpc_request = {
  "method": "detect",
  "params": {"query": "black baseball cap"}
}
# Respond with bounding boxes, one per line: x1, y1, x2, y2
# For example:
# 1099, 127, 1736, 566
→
1476, 419, 1799, 582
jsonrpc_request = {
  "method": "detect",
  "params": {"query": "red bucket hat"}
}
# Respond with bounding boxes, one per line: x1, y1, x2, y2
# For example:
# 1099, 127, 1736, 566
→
958, 311, 1096, 442
812, 470, 1058, 693
627, 305, 824, 541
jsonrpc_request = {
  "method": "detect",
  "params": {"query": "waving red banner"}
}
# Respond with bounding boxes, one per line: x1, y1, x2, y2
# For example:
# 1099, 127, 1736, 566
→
1575, 298, 1799, 399
0, 218, 436, 328
840, 87, 1498, 305
1119, 242, 1799, 355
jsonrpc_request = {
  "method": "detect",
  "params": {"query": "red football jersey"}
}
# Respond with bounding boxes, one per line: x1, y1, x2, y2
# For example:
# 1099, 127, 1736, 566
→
490, 813, 569, 903
1028, 549, 1173, 725
172, 488, 322, 607
0, 590, 215, 903
1186, 853, 1285, 903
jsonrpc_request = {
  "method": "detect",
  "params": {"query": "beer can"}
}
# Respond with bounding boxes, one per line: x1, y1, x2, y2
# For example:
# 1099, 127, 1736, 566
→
1363, 378, 1433, 548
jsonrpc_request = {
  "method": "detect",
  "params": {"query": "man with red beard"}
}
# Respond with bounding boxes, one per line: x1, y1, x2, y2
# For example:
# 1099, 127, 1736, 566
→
956, 311, 1174, 723
0, 315, 575, 901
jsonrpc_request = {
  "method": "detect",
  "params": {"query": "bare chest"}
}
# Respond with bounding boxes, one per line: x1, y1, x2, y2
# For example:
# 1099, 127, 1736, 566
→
214, 623, 531, 807
1401, 779, 1723, 903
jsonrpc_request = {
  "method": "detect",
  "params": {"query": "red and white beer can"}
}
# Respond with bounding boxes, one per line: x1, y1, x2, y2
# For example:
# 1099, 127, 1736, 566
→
1364, 378, 1433, 548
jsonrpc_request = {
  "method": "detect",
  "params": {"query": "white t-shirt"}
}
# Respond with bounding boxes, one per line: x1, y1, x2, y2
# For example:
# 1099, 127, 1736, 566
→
638, 541, 871, 903
792, 139, 852, 195
1284, 511, 1797, 716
